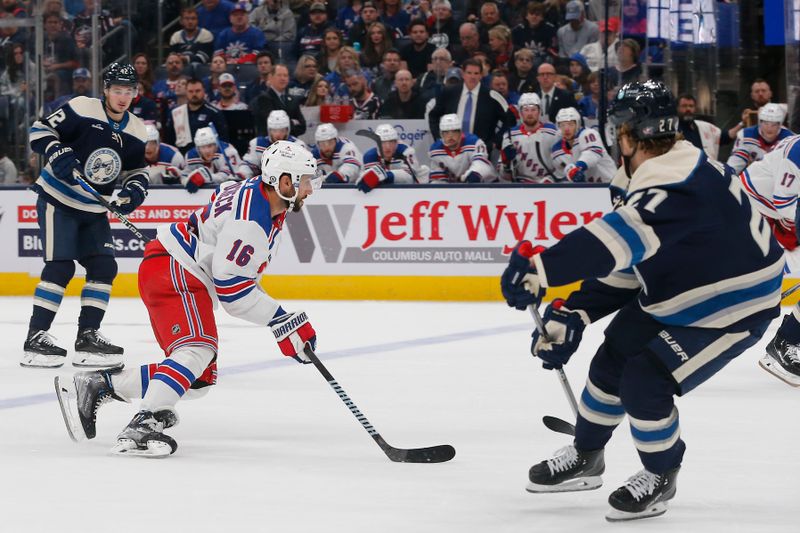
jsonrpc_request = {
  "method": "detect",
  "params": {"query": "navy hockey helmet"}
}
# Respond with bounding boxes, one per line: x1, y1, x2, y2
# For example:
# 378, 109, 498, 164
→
103, 62, 138, 89
608, 80, 678, 140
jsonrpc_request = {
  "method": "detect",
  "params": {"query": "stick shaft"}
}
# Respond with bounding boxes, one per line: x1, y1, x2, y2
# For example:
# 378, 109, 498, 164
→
528, 305, 579, 418
73, 171, 150, 243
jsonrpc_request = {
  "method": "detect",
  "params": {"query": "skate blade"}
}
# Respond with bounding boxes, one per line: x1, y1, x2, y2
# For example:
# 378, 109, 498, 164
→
72, 352, 123, 369
53, 376, 84, 442
110, 439, 173, 459
21, 352, 65, 368
758, 356, 800, 387
605, 502, 667, 522
526, 476, 603, 493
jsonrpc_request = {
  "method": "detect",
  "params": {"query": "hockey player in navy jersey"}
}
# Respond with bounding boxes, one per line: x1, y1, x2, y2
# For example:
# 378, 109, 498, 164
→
237, 110, 307, 180
356, 123, 428, 192
23, 63, 149, 369
55, 141, 323, 457
144, 124, 185, 185
500, 81, 784, 521
428, 114, 495, 183
310, 123, 363, 184
726, 103, 793, 174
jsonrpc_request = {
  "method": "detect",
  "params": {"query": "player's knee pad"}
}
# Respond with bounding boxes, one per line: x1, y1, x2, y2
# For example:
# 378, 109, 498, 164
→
41, 260, 76, 287
169, 345, 216, 386
79, 254, 118, 284
618, 352, 677, 418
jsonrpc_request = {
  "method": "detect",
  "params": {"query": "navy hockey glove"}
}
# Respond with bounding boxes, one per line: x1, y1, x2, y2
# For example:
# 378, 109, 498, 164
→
500, 240, 546, 310
464, 171, 481, 183
269, 309, 317, 364
46, 144, 81, 185
113, 179, 148, 215
565, 161, 587, 183
531, 299, 589, 370
325, 171, 346, 183
501, 144, 517, 165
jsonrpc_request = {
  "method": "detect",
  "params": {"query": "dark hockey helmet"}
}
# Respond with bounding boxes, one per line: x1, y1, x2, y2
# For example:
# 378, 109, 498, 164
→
608, 80, 678, 140
103, 62, 138, 88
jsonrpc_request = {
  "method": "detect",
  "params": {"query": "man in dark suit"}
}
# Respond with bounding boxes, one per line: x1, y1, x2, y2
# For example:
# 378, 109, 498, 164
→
536, 62, 576, 123
248, 63, 306, 138
429, 58, 515, 153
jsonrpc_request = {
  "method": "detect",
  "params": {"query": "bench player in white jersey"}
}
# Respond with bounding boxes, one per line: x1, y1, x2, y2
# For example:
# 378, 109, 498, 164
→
726, 103, 794, 174
551, 107, 616, 183
182, 126, 242, 193
357, 123, 428, 192
238, 110, 307, 180
739, 133, 800, 386
499, 92, 559, 183
310, 123, 362, 184
55, 141, 323, 457
144, 124, 184, 185
428, 114, 496, 183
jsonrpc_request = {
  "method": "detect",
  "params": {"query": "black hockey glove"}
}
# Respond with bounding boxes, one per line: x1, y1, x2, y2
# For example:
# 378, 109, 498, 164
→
531, 299, 589, 370
500, 240, 546, 310
45, 144, 81, 185
114, 180, 147, 215
464, 171, 481, 183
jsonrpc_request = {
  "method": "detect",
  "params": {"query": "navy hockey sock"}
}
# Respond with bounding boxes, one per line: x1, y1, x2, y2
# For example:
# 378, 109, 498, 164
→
77, 255, 117, 330
778, 310, 800, 344
29, 260, 75, 331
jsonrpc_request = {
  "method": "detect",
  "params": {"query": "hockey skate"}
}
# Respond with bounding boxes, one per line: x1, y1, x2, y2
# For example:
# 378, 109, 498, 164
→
111, 410, 179, 458
21, 329, 67, 368
73, 328, 124, 368
55, 367, 126, 441
759, 331, 800, 387
605, 467, 680, 522
526, 445, 604, 493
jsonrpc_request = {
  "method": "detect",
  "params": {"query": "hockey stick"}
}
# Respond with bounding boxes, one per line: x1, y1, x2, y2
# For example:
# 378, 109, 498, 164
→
356, 128, 419, 183
73, 170, 151, 243
782, 281, 800, 300
529, 305, 578, 436
303, 346, 456, 463
535, 141, 559, 183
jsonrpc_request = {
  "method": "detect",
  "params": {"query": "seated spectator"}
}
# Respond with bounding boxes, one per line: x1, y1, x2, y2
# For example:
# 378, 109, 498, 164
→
203, 53, 227, 100
318, 28, 344, 75
400, 19, 436, 78
130, 80, 159, 124
576, 71, 600, 120
143, 124, 185, 185
451, 22, 490, 66
154, 52, 188, 111
512, 2, 558, 69
71, 0, 123, 64
491, 69, 519, 106
362, 22, 394, 75
250, 63, 307, 137
382, 0, 410, 37
304, 77, 331, 106
324, 46, 371, 101
170, 7, 215, 64
0, 43, 35, 115
250, 0, 296, 65
380, 69, 425, 119
427, 0, 459, 50
348, 1, 380, 49
310, 122, 363, 183
0, 143, 18, 185
558, 0, 599, 58
606, 38, 642, 88
164, 78, 229, 153
42, 0, 69, 32
213, 72, 248, 110
406, 0, 432, 21
372, 48, 402, 102
476, 1, 502, 46
44, 67, 92, 115
197, 0, 234, 37
132, 53, 155, 97
288, 54, 320, 103
416, 47, 452, 103
0, 11, 28, 50
580, 17, 619, 72
296, 2, 331, 57
569, 53, 591, 94
344, 69, 381, 119
429, 113, 495, 183
337, 0, 362, 35
501, 0, 527, 28
487, 25, 513, 72
243, 50, 275, 103
509, 48, 537, 95
42, 12, 78, 97
215, 2, 265, 64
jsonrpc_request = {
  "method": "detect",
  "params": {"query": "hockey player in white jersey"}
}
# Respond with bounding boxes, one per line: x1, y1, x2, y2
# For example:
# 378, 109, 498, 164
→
739, 134, 800, 386
238, 110, 307, 180
182, 126, 242, 193
551, 107, 616, 183
499, 92, 559, 183
55, 141, 323, 457
428, 114, 496, 183
726, 103, 793, 174
144, 124, 184, 185
357, 123, 428, 192
310, 123, 362, 183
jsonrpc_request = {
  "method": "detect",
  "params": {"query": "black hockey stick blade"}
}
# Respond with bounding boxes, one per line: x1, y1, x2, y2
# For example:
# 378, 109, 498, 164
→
355, 128, 382, 146
542, 415, 575, 436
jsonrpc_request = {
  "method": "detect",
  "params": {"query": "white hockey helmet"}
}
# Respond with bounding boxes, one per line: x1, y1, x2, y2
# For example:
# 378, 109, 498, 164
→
439, 113, 461, 133
260, 140, 322, 207
555, 107, 582, 125
267, 109, 291, 131
518, 92, 541, 109
145, 124, 160, 143
758, 103, 786, 124
315, 123, 339, 143
194, 126, 217, 148
375, 123, 399, 142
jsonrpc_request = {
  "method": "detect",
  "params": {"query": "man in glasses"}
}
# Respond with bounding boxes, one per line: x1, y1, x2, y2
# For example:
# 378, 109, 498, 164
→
23, 63, 149, 369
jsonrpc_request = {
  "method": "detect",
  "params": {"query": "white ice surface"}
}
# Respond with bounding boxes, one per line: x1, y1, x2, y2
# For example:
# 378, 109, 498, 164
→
0, 297, 797, 533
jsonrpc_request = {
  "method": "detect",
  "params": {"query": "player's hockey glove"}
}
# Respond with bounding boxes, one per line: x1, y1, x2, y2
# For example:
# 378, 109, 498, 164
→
45, 143, 81, 185
162, 166, 182, 185
500, 240, 546, 310
269, 309, 317, 364
464, 171, 481, 183
357, 168, 393, 193
185, 167, 211, 194
501, 144, 517, 165
325, 171, 346, 184
114, 179, 148, 215
565, 161, 587, 182
531, 299, 589, 370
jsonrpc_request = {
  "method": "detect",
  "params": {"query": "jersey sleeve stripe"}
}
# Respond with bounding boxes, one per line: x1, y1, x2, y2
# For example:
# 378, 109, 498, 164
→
216, 285, 256, 302
596, 270, 641, 289
739, 169, 775, 210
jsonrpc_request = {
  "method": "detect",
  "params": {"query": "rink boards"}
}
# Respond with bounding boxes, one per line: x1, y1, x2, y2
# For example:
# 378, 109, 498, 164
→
2, 184, 799, 303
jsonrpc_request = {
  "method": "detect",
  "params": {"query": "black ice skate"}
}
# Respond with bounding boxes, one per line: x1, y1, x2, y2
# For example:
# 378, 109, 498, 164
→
21, 329, 67, 368
73, 328, 124, 368
55, 367, 126, 441
760, 330, 800, 387
111, 410, 179, 458
606, 467, 680, 522
526, 445, 604, 493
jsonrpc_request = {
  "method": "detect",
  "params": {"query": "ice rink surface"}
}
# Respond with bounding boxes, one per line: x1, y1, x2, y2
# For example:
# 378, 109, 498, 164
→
1, 296, 797, 533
